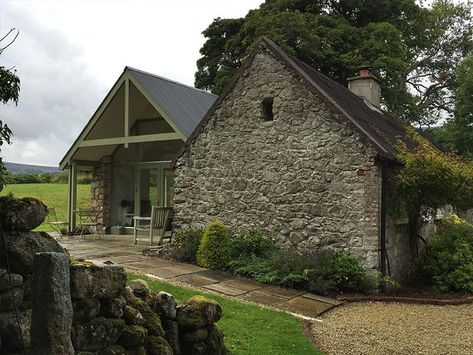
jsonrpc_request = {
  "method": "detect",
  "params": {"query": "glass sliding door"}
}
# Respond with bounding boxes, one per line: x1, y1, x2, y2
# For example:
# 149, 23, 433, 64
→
135, 167, 161, 217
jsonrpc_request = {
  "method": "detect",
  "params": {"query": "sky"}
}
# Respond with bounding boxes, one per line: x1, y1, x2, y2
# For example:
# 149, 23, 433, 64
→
0, 0, 263, 167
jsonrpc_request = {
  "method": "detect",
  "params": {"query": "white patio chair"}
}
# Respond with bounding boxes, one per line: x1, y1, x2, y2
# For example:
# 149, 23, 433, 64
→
133, 206, 173, 245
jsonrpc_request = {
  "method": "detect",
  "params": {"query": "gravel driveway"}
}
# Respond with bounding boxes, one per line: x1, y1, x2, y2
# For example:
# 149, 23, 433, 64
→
311, 301, 473, 355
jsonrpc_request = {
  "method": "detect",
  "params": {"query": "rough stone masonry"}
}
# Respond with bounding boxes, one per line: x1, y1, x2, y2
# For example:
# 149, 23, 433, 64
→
173, 44, 381, 271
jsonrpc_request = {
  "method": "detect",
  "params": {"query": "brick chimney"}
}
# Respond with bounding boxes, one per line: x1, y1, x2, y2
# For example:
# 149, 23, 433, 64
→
347, 66, 381, 107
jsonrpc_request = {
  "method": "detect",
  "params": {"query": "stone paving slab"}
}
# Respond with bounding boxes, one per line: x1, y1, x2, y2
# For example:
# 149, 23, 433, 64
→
145, 264, 206, 279
173, 273, 222, 287
204, 278, 263, 296
125, 259, 175, 269
283, 296, 334, 317
57, 235, 339, 318
257, 285, 306, 299
240, 289, 289, 306
194, 270, 232, 283
303, 293, 344, 306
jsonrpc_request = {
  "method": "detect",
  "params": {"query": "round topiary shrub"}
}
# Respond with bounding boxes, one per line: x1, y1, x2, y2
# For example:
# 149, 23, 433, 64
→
196, 221, 230, 270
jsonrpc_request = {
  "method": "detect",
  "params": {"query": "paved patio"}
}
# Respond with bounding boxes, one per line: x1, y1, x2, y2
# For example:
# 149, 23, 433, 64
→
58, 234, 341, 318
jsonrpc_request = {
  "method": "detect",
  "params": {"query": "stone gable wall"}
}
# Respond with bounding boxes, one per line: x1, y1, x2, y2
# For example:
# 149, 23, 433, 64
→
174, 45, 381, 270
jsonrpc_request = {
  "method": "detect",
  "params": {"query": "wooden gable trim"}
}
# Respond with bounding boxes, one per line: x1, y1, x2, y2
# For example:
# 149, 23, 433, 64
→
60, 69, 188, 170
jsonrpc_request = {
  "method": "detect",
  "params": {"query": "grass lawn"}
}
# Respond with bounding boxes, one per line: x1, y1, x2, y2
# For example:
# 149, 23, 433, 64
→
128, 274, 321, 355
0, 183, 91, 231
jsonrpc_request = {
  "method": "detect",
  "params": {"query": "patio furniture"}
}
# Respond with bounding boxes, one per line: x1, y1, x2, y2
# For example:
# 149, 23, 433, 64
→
76, 208, 103, 240
133, 206, 173, 245
47, 207, 69, 236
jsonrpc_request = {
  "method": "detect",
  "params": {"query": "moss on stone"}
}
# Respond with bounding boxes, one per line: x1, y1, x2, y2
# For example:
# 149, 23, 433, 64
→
127, 297, 164, 337
147, 335, 173, 355
125, 345, 146, 355
176, 296, 222, 330
98, 344, 126, 355
118, 325, 147, 348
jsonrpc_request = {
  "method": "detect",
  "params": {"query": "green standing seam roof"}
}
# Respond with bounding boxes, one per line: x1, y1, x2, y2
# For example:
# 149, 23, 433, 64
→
127, 67, 217, 137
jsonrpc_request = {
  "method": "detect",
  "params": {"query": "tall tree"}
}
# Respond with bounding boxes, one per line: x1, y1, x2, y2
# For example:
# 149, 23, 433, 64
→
0, 28, 20, 191
195, 0, 472, 126
428, 51, 473, 159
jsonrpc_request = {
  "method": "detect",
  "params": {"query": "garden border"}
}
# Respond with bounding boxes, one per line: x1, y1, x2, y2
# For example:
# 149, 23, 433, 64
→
338, 295, 473, 305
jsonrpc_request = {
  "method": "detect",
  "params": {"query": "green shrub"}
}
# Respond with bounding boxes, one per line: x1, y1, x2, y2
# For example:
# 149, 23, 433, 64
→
229, 229, 277, 259
420, 217, 473, 293
197, 221, 231, 269
172, 228, 203, 262
306, 252, 369, 294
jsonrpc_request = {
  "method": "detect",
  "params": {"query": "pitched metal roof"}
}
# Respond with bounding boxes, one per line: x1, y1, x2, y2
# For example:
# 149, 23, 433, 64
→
128, 67, 217, 137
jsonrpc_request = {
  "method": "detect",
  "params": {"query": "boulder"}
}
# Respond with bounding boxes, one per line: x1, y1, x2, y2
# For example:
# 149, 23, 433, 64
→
123, 305, 145, 326
176, 296, 222, 330
147, 335, 173, 355
0, 287, 23, 311
129, 297, 165, 337
0, 196, 48, 232
72, 317, 125, 351
122, 286, 135, 303
154, 291, 177, 320
70, 263, 126, 299
73, 298, 101, 323
125, 345, 146, 355
205, 323, 226, 355
0, 231, 66, 274
181, 325, 227, 355
118, 325, 147, 348
0, 270, 23, 291
0, 309, 31, 351
162, 319, 180, 355
98, 344, 126, 355
129, 279, 150, 299
101, 296, 126, 318
30, 252, 74, 355
181, 327, 208, 343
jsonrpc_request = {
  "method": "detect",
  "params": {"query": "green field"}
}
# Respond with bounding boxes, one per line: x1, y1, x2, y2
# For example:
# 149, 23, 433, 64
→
0, 183, 91, 231
128, 274, 321, 355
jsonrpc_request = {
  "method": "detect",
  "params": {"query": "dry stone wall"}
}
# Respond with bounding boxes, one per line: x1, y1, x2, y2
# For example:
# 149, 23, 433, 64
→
0, 196, 227, 354
174, 44, 381, 270
0, 196, 65, 353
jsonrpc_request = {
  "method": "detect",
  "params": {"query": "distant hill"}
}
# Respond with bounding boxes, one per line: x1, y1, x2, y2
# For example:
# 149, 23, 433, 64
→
4, 161, 61, 174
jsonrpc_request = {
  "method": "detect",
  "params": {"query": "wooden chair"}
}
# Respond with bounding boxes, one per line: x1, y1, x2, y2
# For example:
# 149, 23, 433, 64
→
76, 208, 103, 240
133, 206, 173, 245
47, 207, 69, 236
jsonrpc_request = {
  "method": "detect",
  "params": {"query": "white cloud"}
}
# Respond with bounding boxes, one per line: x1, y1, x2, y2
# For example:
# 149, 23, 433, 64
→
0, 0, 263, 166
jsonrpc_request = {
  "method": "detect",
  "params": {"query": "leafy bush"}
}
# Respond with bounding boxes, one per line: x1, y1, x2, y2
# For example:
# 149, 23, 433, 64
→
228, 246, 374, 294
229, 229, 276, 259
197, 221, 231, 269
306, 252, 369, 294
172, 228, 203, 262
420, 216, 473, 293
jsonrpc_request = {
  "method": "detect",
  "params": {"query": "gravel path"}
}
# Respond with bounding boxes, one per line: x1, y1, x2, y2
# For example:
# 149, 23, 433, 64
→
312, 301, 473, 355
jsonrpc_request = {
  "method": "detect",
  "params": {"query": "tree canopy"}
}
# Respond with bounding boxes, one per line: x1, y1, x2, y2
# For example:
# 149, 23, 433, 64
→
0, 28, 20, 190
428, 51, 473, 159
195, 0, 472, 126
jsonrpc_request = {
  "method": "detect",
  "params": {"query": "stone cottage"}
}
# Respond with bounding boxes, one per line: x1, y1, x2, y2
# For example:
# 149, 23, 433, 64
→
173, 38, 416, 281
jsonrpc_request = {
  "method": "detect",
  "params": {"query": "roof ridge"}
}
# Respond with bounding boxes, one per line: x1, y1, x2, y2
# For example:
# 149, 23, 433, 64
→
125, 66, 217, 97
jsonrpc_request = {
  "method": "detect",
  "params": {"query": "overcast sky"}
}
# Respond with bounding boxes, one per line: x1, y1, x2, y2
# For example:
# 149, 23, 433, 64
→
0, 0, 263, 167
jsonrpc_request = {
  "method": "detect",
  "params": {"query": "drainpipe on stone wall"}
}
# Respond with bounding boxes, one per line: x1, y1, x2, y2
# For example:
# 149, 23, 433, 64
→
380, 159, 388, 289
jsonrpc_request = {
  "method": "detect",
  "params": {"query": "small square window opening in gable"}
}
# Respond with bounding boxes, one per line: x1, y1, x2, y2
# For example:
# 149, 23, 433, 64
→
262, 97, 274, 121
